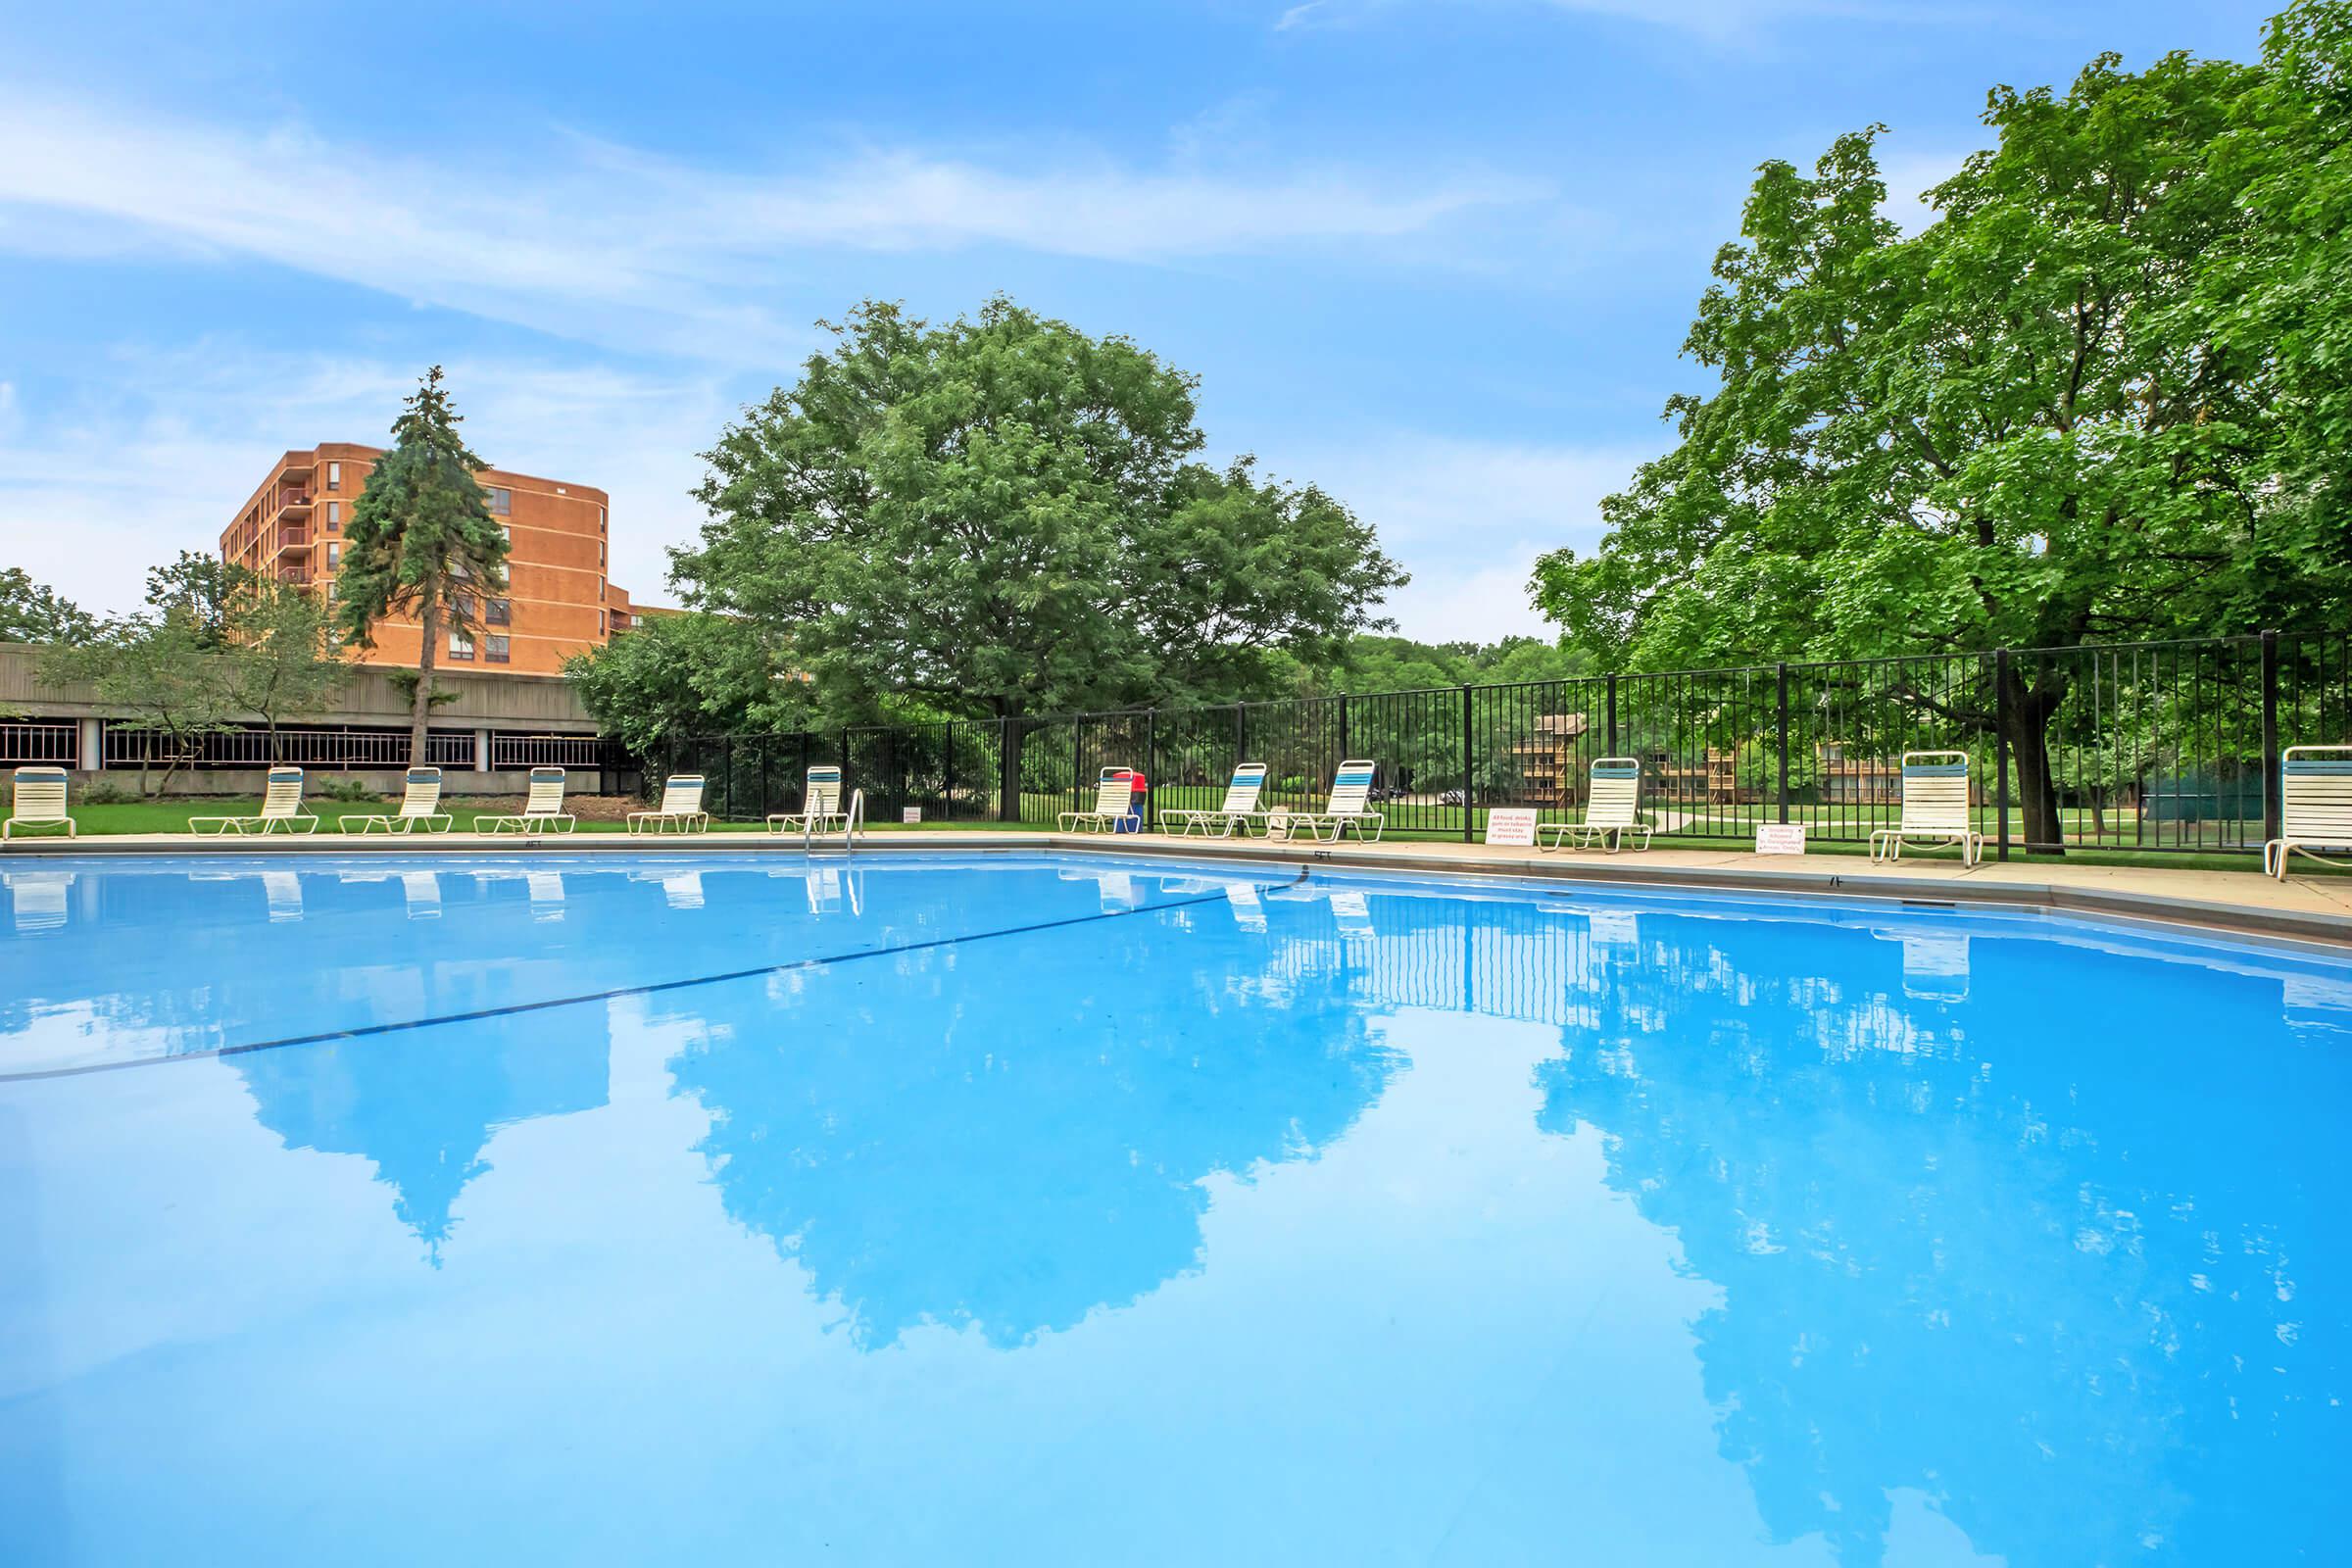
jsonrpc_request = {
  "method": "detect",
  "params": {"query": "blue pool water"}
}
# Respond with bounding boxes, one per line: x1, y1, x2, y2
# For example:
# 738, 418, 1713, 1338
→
0, 852, 2345, 1564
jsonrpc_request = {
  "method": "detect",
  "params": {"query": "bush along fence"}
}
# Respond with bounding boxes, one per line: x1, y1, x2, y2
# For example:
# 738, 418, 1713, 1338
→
658, 631, 2352, 859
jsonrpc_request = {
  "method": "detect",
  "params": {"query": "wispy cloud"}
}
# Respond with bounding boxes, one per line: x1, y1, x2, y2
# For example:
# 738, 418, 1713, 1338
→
0, 88, 1552, 367
1259, 433, 1648, 640
0, 345, 731, 618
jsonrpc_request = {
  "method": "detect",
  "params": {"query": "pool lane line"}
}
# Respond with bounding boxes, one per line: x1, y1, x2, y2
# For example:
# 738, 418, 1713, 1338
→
0, 867, 1314, 1085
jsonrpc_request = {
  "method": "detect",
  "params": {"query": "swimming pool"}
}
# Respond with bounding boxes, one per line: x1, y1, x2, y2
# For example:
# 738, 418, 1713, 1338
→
1, 851, 2344, 1563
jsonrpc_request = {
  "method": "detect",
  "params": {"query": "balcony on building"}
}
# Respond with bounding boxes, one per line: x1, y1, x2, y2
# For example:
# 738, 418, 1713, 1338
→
273, 487, 314, 517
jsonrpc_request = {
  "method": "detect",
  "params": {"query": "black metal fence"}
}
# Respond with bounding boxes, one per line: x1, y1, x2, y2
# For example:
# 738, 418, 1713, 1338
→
658, 631, 2352, 858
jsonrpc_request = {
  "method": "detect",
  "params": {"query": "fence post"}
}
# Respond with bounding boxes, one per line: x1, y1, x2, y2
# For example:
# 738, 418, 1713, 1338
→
1993, 649, 2013, 862
1072, 721, 1084, 817
1605, 672, 1619, 757
1776, 662, 1790, 826
1461, 682, 1475, 843
1235, 702, 1246, 768
944, 721, 956, 823
1337, 693, 1349, 762
839, 728, 850, 787
1000, 718, 1020, 823
2262, 629, 2281, 846
1146, 709, 1157, 828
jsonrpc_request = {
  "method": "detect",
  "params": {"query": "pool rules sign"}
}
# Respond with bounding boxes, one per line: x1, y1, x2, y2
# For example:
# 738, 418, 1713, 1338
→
1485, 808, 1540, 847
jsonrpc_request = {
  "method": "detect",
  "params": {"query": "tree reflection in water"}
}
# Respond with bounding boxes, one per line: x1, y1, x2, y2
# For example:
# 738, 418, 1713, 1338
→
667, 881, 1406, 1349
1536, 906, 2349, 1564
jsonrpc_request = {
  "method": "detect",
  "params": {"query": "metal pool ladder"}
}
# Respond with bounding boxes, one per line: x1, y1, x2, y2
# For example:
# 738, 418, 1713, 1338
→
803, 787, 865, 854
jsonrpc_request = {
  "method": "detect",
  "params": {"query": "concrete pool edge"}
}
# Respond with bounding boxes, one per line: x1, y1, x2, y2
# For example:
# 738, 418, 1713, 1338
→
13, 827, 2352, 952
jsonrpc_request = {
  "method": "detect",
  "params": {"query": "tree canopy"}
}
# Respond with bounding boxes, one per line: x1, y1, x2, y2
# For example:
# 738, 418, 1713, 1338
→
339, 368, 508, 762
670, 297, 1405, 720
1531, 2, 2352, 845
0, 567, 94, 645
35, 553, 349, 785
564, 611, 809, 754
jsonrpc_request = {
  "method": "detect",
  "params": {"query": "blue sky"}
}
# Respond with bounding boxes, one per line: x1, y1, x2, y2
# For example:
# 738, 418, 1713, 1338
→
0, 0, 2280, 640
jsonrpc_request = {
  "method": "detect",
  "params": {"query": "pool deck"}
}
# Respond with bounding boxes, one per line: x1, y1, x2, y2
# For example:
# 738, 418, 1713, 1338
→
11, 825, 2352, 948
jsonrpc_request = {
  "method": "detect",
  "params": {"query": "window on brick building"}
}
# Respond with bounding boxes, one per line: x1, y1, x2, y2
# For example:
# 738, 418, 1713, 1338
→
486, 598, 511, 626
325, 501, 340, 530
449, 631, 474, 661
326, 461, 341, 490
485, 635, 510, 664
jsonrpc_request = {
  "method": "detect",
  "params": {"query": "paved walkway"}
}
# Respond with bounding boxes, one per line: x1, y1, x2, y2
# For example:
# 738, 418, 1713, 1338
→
9, 827, 2352, 946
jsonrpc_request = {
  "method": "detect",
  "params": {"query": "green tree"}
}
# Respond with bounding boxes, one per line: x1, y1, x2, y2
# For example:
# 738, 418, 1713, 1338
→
144, 552, 255, 650
0, 567, 94, 644
677, 297, 1403, 720
41, 610, 242, 797
231, 577, 350, 760
1531, 30, 2352, 850
564, 612, 808, 753
338, 368, 509, 763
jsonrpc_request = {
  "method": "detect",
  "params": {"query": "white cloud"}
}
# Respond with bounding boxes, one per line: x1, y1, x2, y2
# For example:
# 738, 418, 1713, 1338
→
0, 88, 1551, 367
0, 347, 729, 619
1257, 434, 1647, 641
1874, 145, 1976, 233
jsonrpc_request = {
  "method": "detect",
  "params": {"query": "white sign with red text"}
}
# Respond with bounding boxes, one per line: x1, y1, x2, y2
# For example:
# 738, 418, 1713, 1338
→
1754, 822, 1807, 856
1485, 808, 1541, 848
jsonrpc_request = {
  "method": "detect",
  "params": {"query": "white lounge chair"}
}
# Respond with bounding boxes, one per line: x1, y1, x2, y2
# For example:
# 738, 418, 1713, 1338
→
1291, 760, 1385, 843
2267, 746, 2352, 879
628, 773, 710, 834
479, 766, 578, 835
1537, 757, 1651, 853
338, 766, 455, 834
1059, 767, 1138, 833
191, 767, 318, 836
1869, 751, 1983, 866
767, 765, 850, 834
3, 766, 74, 841
1160, 763, 1267, 838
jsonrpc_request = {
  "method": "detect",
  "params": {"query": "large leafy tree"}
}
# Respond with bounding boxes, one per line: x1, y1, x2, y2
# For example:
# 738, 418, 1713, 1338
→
338, 368, 509, 762
564, 612, 808, 754
674, 297, 1403, 720
1533, 18, 2352, 849
0, 567, 94, 645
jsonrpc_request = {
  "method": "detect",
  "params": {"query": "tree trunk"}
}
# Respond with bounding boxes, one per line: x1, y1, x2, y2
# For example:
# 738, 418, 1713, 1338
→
411, 588, 440, 766
1997, 662, 2070, 854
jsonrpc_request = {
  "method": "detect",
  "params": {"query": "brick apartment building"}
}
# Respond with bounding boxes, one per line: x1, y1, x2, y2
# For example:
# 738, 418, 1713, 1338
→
220, 442, 643, 676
